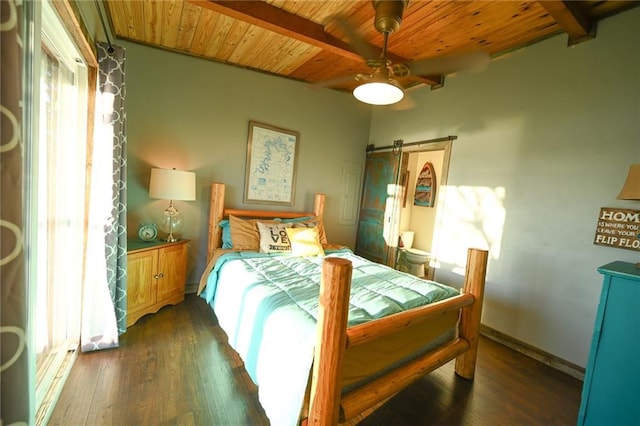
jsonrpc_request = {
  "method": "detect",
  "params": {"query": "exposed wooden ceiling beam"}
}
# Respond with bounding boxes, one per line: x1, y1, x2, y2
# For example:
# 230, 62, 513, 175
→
188, 0, 443, 87
188, 0, 366, 62
538, 0, 596, 45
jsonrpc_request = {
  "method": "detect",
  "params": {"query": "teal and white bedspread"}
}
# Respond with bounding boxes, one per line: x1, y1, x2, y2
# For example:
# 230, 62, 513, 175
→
200, 248, 458, 426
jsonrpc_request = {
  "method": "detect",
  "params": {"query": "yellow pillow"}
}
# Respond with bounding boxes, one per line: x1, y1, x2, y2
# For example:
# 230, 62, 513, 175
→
285, 227, 325, 257
292, 217, 328, 244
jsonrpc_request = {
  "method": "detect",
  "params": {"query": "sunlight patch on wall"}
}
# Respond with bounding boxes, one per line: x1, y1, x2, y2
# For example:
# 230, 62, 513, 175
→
432, 185, 505, 275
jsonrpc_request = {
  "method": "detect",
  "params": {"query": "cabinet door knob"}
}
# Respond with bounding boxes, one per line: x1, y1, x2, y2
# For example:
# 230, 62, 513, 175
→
153, 273, 164, 279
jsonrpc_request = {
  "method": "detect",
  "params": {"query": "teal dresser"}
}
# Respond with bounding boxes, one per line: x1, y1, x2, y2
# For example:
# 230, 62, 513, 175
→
578, 261, 640, 425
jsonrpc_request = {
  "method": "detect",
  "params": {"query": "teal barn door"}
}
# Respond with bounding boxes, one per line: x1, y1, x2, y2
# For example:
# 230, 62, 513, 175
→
355, 150, 407, 266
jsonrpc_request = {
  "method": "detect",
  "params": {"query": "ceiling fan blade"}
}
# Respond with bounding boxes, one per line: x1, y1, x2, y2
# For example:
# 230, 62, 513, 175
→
329, 16, 380, 61
407, 51, 490, 76
390, 90, 416, 111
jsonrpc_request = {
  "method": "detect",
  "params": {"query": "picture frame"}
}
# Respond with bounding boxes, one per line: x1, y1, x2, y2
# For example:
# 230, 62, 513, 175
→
593, 207, 640, 252
244, 121, 299, 206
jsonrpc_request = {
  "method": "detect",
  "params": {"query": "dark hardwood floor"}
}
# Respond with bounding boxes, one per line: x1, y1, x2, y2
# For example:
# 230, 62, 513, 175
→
49, 295, 582, 425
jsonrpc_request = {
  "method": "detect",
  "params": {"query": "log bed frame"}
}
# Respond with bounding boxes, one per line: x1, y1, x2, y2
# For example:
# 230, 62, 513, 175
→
206, 183, 488, 425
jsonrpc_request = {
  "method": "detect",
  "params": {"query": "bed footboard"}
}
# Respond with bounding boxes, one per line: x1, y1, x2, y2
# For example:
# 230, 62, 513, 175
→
306, 248, 489, 425
308, 258, 353, 426
455, 248, 489, 379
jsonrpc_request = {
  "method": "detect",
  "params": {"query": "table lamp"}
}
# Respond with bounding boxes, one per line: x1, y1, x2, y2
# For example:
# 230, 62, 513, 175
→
149, 168, 196, 242
617, 164, 640, 201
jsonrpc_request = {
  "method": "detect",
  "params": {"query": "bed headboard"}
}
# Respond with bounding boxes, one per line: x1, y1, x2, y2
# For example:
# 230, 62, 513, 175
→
207, 182, 326, 262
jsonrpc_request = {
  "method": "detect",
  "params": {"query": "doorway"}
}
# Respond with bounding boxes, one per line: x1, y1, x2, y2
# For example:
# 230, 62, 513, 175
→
400, 145, 450, 254
355, 138, 453, 275
401, 140, 453, 278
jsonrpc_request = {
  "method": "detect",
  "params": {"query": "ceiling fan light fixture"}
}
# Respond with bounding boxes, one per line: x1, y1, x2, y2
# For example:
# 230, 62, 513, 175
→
353, 80, 404, 106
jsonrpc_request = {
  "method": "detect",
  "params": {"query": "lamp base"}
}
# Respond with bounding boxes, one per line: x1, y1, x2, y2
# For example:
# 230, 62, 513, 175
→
160, 201, 184, 243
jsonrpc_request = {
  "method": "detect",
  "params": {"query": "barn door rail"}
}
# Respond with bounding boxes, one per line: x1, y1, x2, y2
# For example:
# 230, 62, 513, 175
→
366, 135, 457, 156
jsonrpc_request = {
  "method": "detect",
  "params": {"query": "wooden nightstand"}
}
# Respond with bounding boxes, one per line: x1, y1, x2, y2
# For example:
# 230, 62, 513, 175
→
126, 239, 189, 327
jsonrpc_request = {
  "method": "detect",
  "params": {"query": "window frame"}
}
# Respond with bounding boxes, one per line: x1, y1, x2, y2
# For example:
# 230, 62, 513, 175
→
27, 0, 96, 423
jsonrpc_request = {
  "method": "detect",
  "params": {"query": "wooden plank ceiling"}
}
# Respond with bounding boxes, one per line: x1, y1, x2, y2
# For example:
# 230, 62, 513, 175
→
104, 0, 639, 92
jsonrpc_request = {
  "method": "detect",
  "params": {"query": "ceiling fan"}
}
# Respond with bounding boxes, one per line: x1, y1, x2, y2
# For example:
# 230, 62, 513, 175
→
331, 0, 490, 106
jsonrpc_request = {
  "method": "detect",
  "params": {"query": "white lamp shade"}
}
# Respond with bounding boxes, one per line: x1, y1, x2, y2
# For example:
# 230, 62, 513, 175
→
353, 81, 404, 105
617, 164, 640, 200
149, 168, 196, 201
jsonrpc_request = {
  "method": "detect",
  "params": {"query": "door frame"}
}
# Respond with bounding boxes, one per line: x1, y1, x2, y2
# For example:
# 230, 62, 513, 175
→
355, 138, 454, 268
400, 139, 453, 273
403, 139, 453, 186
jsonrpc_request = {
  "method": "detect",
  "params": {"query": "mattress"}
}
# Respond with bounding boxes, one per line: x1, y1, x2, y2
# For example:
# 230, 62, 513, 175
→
200, 248, 460, 426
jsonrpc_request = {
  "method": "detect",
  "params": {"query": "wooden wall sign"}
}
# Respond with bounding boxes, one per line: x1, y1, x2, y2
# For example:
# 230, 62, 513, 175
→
414, 162, 436, 207
593, 207, 640, 251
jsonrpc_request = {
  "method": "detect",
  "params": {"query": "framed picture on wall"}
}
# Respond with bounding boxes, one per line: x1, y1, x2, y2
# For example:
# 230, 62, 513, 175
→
244, 121, 299, 205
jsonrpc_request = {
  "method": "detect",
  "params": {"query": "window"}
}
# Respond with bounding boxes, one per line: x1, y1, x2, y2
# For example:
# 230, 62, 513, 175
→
31, 0, 89, 422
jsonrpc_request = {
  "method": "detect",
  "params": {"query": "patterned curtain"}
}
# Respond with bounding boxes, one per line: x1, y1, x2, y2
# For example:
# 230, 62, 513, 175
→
81, 42, 128, 352
1, 0, 29, 422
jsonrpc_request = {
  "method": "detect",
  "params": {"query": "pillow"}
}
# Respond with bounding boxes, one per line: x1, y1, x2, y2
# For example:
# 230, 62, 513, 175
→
277, 215, 314, 223
285, 227, 325, 257
229, 215, 260, 251
218, 219, 232, 249
257, 222, 293, 253
279, 216, 327, 244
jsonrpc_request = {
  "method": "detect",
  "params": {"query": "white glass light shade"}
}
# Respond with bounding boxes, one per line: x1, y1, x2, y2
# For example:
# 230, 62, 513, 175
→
353, 81, 404, 105
617, 164, 640, 200
149, 168, 196, 201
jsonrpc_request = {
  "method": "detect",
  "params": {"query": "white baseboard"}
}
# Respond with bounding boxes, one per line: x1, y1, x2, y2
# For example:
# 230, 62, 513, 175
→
480, 324, 585, 381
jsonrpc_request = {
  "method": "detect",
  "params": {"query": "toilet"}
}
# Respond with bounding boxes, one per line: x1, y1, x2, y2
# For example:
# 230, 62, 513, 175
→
403, 248, 430, 278
400, 231, 414, 249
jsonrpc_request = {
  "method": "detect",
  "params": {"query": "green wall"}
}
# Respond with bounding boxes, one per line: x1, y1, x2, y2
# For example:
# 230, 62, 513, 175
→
88, 1, 640, 367
369, 8, 640, 367
122, 42, 372, 287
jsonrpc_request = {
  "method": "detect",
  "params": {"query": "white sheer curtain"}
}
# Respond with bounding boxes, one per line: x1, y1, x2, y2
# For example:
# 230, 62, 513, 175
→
81, 42, 127, 352
33, 3, 89, 418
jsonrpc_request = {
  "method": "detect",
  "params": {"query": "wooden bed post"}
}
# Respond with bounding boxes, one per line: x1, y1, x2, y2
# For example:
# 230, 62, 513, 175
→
308, 258, 353, 426
455, 248, 489, 379
207, 182, 225, 263
313, 193, 325, 217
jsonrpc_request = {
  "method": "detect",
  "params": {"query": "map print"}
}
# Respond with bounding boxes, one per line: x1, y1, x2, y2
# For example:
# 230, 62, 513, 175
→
247, 125, 297, 203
